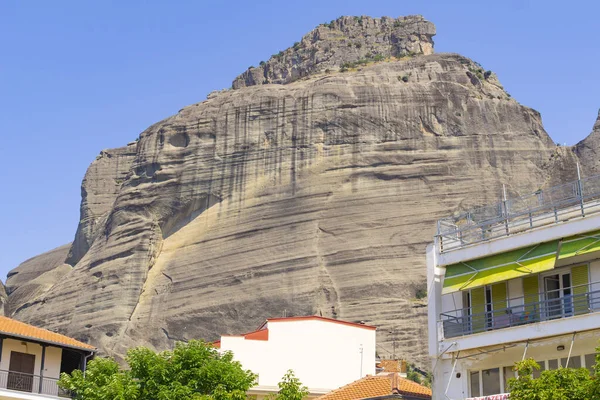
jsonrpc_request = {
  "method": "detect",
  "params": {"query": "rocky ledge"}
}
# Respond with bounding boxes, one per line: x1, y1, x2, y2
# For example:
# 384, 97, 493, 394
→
232, 15, 435, 89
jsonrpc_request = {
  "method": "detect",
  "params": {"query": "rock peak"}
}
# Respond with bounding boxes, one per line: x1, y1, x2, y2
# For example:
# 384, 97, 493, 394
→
232, 15, 435, 89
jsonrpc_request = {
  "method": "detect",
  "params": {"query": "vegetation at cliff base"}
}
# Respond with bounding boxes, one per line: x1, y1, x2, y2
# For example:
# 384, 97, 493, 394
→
59, 341, 310, 400
59, 340, 256, 400
508, 352, 600, 400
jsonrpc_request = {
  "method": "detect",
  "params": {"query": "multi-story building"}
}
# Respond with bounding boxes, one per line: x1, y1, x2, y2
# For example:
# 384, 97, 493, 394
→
427, 175, 600, 399
0, 315, 96, 399
215, 315, 376, 399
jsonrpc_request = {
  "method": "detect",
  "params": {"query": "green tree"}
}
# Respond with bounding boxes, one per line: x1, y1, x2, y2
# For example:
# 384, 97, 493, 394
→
406, 363, 422, 385
272, 370, 309, 400
59, 340, 257, 400
507, 358, 594, 400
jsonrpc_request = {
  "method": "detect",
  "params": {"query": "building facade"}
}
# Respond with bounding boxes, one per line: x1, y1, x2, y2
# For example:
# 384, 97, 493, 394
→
427, 175, 600, 399
0, 315, 95, 400
215, 316, 376, 399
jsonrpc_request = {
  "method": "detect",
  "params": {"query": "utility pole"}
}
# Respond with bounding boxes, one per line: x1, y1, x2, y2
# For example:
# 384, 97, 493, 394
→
389, 327, 399, 359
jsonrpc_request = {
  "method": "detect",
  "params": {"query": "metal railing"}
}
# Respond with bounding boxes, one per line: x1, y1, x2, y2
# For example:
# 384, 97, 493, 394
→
436, 174, 600, 252
0, 369, 73, 398
440, 281, 600, 338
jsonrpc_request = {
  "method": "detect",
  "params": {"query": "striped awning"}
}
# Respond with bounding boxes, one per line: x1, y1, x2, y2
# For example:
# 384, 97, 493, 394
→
442, 240, 559, 294
558, 229, 600, 260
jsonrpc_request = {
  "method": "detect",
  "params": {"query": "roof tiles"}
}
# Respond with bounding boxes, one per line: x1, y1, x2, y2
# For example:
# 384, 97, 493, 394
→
0, 315, 95, 351
316, 373, 431, 400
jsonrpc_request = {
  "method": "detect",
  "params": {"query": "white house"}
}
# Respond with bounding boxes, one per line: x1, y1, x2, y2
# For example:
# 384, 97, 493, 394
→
215, 315, 376, 398
0, 315, 96, 400
427, 175, 600, 399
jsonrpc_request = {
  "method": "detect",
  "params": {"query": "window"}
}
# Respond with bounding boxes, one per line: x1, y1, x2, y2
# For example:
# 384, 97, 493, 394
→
485, 287, 493, 328
533, 360, 546, 378
503, 366, 514, 392
561, 356, 581, 369
470, 371, 480, 398
548, 359, 559, 370
585, 354, 596, 373
482, 368, 500, 396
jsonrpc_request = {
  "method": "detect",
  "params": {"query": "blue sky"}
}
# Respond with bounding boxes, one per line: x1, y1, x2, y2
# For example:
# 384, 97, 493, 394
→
1, 0, 599, 279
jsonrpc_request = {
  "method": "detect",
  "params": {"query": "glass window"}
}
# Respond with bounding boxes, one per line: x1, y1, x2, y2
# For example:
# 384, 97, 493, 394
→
585, 354, 597, 374
503, 366, 514, 392
561, 356, 582, 369
482, 368, 501, 396
548, 359, 559, 370
470, 371, 480, 397
533, 360, 545, 378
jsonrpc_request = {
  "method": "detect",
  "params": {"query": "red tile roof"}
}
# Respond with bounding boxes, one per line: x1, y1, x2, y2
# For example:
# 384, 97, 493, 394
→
316, 373, 431, 400
217, 316, 375, 347
391, 374, 432, 399
263, 315, 377, 331
0, 316, 95, 351
317, 375, 392, 400
377, 360, 407, 373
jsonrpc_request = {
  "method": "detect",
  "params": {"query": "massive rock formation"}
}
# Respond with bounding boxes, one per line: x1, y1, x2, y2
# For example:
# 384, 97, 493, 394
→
232, 15, 435, 89
576, 109, 600, 175
4, 15, 594, 367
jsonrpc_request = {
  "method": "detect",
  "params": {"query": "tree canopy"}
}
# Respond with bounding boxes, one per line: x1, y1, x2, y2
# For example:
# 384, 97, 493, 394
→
508, 352, 600, 400
59, 340, 257, 400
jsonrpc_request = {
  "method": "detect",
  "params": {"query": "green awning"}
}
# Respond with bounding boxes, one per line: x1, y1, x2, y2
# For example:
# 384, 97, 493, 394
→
558, 229, 600, 260
442, 241, 559, 294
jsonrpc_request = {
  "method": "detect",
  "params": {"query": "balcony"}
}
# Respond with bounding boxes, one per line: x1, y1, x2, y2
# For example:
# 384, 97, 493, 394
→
440, 282, 600, 339
436, 174, 600, 252
0, 370, 72, 399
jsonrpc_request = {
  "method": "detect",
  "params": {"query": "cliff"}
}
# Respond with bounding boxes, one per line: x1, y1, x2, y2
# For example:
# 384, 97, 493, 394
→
232, 15, 435, 89
4, 15, 593, 368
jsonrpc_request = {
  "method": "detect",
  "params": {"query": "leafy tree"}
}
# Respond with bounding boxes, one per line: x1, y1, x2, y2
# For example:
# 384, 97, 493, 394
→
58, 357, 139, 400
271, 370, 309, 400
59, 340, 257, 400
406, 363, 422, 385
507, 358, 594, 400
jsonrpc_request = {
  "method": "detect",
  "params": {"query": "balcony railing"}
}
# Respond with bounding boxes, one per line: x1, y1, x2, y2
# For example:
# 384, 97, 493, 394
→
0, 369, 73, 398
440, 281, 600, 338
436, 174, 600, 252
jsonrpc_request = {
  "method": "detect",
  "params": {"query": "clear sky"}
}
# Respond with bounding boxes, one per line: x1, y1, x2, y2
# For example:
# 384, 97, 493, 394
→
1, 0, 599, 279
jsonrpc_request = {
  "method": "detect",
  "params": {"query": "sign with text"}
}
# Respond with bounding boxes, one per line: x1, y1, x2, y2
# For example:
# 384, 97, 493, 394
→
466, 395, 509, 400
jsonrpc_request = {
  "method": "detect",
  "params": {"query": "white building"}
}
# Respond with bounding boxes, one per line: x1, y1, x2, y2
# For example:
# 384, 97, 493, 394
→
0, 315, 96, 400
427, 175, 600, 399
215, 315, 376, 398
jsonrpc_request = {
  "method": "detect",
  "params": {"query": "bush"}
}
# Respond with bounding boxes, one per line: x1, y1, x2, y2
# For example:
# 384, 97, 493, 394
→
293, 42, 301, 50
355, 42, 362, 49
373, 54, 385, 62
415, 288, 427, 299
484, 70, 492, 79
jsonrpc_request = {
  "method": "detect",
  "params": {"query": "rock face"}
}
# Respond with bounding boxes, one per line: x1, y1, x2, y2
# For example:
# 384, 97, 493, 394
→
232, 15, 435, 89
4, 16, 595, 368
575, 109, 600, 175
66, 144, 137, 266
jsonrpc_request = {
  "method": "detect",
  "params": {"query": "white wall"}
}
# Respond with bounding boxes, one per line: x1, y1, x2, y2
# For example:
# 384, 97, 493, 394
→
220, 319, 376, 392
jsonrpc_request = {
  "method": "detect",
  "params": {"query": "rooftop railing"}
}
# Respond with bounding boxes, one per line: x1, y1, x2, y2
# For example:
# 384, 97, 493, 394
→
436, 174, 600, 252
0, 369, 73, 398
439, 281, 600, 339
